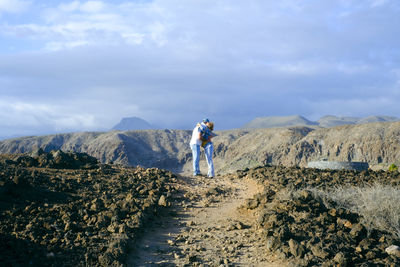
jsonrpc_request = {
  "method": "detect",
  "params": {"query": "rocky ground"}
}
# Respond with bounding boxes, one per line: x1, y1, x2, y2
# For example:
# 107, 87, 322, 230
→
2, 150, 400, 266
128, 173, 287, 266
129, 166, 400, 266
0, 151, 177, 266
238, 166, 400, 266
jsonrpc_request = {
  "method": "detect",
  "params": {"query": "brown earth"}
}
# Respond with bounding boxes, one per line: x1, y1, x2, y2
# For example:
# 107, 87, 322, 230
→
128, 174, 287, 266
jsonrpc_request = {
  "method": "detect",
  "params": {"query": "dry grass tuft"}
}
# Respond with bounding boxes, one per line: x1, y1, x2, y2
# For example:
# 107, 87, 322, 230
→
309, 183, 400, 238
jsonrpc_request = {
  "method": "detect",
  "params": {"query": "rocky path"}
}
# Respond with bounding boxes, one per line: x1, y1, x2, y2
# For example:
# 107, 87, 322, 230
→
128, 174, 287, 266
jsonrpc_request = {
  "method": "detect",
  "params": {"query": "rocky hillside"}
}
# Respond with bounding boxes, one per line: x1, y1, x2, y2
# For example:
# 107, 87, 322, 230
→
0, 130, 192, 173
1, 121, 400, 174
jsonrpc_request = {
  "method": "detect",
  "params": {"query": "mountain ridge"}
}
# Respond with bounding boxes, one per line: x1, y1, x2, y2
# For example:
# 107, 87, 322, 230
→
242, 115, 399, 129
1, 121, 400, 174
242, 115, 318, 128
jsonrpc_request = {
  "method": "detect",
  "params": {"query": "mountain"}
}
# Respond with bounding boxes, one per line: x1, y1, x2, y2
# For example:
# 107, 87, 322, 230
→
242, 115, 400, 129
317, 115, 360, 128
358, 115, 399, 124
318, 115, 400, 127
112, 117, 154, 130
242, 115, 318, 129
1, 121, 400, 174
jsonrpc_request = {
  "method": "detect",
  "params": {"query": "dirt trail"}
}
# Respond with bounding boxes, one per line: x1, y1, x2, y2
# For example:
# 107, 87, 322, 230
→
128, 174, 287, 266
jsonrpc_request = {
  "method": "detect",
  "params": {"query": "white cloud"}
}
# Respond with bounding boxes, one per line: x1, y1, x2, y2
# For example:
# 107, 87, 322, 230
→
0, 98, 98, 136
2, 0, 171, 49
80, 1, 104, 13
44, 40, 89, 51
58, 1, 80, 12
0, 0, 30, 14
57, 1, 104, 13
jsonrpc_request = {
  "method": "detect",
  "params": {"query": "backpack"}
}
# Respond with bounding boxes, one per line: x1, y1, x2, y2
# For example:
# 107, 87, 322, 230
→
199, 123, 213, 147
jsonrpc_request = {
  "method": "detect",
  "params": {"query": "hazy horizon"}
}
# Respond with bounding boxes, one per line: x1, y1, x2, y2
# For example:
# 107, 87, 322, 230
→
1, 113, 399, 141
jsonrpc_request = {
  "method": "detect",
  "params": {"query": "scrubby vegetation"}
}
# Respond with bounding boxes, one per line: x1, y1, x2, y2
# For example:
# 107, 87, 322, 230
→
310, 184, 400, 238
389, 163, 398, 172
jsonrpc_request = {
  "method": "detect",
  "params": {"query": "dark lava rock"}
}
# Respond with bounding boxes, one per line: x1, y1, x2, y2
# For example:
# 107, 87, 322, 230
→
8, 149, 99, 169
230, 165, 400, 266
0, 153, 177, 266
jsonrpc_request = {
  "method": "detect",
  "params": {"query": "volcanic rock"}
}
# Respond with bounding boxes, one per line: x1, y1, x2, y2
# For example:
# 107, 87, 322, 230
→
0, 152, 177, 266
236, 164, 400, 266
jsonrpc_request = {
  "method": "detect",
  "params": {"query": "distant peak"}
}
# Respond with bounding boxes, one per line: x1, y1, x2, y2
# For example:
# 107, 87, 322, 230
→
112, 117, 154, 131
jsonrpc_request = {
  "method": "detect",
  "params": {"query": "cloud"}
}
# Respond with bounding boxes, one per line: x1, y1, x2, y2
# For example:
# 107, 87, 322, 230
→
0, 97, 100, 138
58, 1, 80, 12
1, 0, 171, 50
0, 0, 30, 14
0, 0, 400, 136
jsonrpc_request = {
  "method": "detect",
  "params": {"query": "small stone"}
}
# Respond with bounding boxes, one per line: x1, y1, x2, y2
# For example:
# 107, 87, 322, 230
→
328, 224, 336, 231
311, 244, 329, 259
333, 252, 347, 266
107, 224, 117, 233
366, 251, 376, 260
158, 195, 167, 206
266, 236, 278, 251
344, 220, 353, 228
328, 208, 337, 217
386, 245, 400, 257
245, 198, 259, 209
350, 224, 366, 240
227, 224, 235, 231
289, 239, 305, 258
299, 190, 310, 200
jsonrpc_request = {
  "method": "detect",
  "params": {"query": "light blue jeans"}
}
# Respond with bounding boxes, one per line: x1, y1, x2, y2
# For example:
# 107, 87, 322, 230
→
191, 144, 200, 175
204, 142, 214, 177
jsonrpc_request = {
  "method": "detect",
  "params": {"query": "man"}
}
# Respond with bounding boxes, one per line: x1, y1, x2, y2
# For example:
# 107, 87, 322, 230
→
190, 119, 209, 176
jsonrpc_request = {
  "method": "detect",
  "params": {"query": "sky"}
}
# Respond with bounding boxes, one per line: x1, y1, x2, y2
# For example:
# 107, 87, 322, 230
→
1, 0, 400, 138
